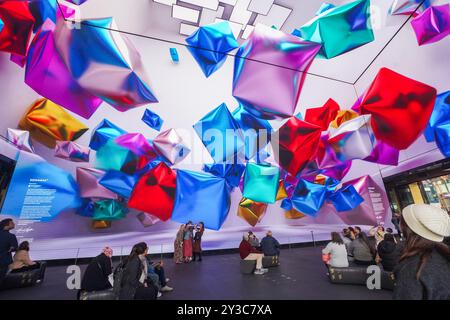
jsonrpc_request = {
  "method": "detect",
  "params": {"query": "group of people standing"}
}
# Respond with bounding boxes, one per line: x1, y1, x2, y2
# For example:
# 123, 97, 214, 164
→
173, 221, 204, 264
322, 204, 450, 300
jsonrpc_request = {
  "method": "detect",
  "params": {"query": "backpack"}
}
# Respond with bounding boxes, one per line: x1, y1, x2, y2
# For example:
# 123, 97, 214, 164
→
112, 260, 126, 299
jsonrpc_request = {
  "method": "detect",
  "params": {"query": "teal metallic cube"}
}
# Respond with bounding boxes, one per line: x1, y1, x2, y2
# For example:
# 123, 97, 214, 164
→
242, 163, 280, 204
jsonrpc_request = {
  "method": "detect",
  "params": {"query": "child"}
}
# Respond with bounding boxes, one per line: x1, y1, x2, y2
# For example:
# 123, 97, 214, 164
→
193, 222, 204, 262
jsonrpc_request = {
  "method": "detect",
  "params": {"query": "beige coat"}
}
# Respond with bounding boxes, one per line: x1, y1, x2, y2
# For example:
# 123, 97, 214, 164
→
9, 250, 35, 270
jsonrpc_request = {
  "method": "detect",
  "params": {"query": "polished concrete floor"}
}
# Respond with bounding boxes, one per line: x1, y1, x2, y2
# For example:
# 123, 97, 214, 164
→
0, 246, 392, 300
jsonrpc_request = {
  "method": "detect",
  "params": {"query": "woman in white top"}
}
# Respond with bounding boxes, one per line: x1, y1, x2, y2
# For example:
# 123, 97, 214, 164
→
322, 232, 349, 268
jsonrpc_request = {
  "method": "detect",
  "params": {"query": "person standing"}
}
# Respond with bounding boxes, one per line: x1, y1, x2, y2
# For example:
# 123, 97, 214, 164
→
183, 222, 194, 263
193, 222, 204, 262
0, 219, 18, 288
393, 204, 450, 300
173, 224, 185, 264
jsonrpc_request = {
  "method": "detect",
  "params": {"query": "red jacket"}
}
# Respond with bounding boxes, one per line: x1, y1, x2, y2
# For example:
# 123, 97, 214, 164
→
239, 240, 261, 259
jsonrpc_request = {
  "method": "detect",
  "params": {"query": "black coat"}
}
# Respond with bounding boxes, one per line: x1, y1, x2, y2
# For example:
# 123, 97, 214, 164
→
260, 236, 280, 256
377, 240, 400, 272
81, 253, 112, 292
393, 249, 450, 300
0, 230, 18, 266
117, 256, 157, 300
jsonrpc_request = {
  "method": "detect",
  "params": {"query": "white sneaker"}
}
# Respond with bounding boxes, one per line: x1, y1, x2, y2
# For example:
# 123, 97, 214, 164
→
261, 268, 269, 273
161, 285, 173, 292
254, 269, 265, 275
157, 292, 162, 298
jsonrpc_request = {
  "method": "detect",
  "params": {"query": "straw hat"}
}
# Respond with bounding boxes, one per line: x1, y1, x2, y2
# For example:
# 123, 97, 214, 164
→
402, 204, 450, 242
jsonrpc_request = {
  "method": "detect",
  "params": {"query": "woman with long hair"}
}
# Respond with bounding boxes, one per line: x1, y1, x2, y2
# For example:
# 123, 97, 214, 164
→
348, 231, 376, 265
183, 221, 194, 263
393, 204, 450, 300
322, 232, 349, 268
376, 233, 399, 271
173, 224, 185, 264
193, 222, 205, 262
116, 242, 157, 300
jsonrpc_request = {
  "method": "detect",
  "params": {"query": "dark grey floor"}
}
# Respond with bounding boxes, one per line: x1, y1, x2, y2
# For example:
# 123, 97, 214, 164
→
0, 246, 393, 300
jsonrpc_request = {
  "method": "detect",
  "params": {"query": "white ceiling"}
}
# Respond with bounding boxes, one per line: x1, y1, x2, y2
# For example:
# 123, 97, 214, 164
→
58, 0, 438, 84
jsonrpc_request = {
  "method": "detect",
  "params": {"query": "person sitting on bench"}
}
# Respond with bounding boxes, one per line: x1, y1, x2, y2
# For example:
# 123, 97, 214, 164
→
9, 241, 44, 282
239, 233, 268, 275
322, 232, 349, 269
0, 219, 18, 288
79, 247, 113, 298
260, 231, 280, 257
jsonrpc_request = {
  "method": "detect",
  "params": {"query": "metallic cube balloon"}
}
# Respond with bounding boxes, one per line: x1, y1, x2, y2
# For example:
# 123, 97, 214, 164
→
203, 163, 246, 188
411, 4, 450, 46
137, 212, 161, 227
330, 109, 359, 129
25, 19, 102, 119
193, 103, 245, 163
237, 198, 268, 227
291, 179, 328, 217
169, 47, 179, 63
315, 134, 352, 180
186, 21, 238, 77
363, 139, 399, 166
93, 199, 128, 221
115, 133, 157, 157
98, 171, 138, 198
76, 167, 119, 200
284, 208, 307, 220
54, 16, 158, 111
357, 68, 437, 150
316, 3, 336, 15
328, 115, 375, 162
276, 180, 288, 201
389, 0, 434, 16
274, 117, 322, 176
171, 170, 231, 230
18, 98, 88, 148
95, 139, 135, 172
232, 103, 272, 161
77, 199, 95, 218
89, 119, 127, 151
233, 24, 321, 119
329, 185, 364, 212
92, 220, 111, 229
6, 128, 34, 153
54, 141, 90, 162
294, 0, 374, 59
142, 108, 164, 132
153, 128, 190, 165
0, 1, 35, 56
304, 98, 340, 131
28, 0, 57, 32
339, 175, 389, 226
434, 121, 450, 157
424, 91, 450, 142
242, 162, 280, 204
127, 162, 177, 221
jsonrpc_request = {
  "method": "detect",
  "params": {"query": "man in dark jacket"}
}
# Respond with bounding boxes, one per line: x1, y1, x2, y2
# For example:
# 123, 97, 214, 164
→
260, 231, 280, 257
0, 219, 18, 288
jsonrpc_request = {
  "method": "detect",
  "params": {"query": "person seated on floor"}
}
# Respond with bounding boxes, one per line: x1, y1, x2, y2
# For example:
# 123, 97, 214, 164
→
393, 204, 450, 300
369, 225, 385, 247
348, 231, 376, 266
322, 232, 349, 269
0, 219, 18, 288
115, 242, 158, 300
239, 233, 268, 275
375, 233, 399, 272
342, 228, 355, 262
247, 231, 260, 249
9, 241, 45, 283
260, 231, 280, 258
79, 247, 113, 298
145, 256, 173, 298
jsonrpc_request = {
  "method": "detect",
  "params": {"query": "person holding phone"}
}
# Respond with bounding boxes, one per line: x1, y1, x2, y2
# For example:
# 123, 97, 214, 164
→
183, 222, 194, 263
193, 222, 204, 262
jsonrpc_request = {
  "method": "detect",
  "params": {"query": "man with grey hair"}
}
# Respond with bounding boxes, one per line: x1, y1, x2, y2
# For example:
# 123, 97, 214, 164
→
260, 231, 280, 258
239, 233, 268, 275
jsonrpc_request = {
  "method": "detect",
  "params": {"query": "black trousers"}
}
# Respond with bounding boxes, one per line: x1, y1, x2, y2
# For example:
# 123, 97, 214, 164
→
134, 285, 157, 300
0, 264, 8, 289
193, 252, 202, 261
